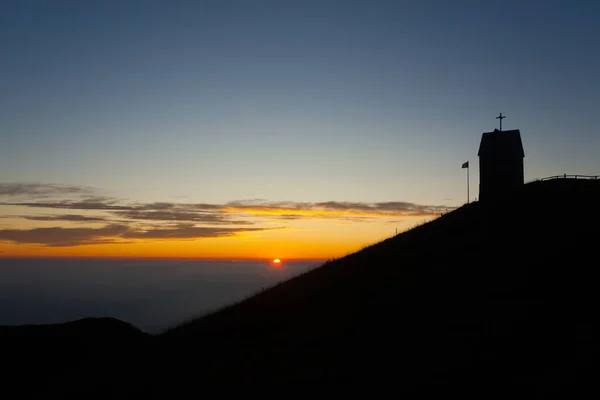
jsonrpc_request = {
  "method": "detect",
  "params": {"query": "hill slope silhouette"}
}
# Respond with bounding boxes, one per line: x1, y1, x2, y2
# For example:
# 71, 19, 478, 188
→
3, 178, 599, 398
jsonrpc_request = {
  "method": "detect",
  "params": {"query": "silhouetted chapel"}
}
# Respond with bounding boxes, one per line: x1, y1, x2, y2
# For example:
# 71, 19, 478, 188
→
477, 115, 525, 202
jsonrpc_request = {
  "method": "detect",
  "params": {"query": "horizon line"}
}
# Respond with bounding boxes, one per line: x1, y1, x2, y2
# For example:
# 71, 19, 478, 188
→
0, 255, 330, 262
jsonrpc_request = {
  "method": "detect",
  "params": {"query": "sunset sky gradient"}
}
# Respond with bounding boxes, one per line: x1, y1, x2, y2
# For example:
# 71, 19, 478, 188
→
2, 0, 599, 259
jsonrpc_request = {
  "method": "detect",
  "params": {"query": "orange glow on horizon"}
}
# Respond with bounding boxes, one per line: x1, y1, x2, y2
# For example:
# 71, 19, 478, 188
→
0, 214, 428, 260
0, 236, 354, 260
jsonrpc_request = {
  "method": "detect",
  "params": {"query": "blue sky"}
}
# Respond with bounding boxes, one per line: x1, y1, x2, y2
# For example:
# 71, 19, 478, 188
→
1, 0, 599, 257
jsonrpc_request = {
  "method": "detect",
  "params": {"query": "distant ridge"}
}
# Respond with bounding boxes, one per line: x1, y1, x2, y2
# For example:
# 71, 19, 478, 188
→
3, 178, 599, 398
0, 317, 145, 339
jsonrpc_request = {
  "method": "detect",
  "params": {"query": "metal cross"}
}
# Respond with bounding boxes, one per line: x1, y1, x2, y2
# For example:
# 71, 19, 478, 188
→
496, 113, 506, 131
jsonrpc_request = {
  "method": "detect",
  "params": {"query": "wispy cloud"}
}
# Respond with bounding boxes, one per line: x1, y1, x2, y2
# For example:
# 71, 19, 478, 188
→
0, 224, 130, 247
5, 198, 447, 220
0, 181, 453, 247
18, 214, 109, 222
113, 209, 253, 224
0, 183, 94, 198
224, 200, 447, 217
1, 184, 449, 221
122, 224, 278, 240
3, 198, 134, 211
0, 224, 280, 247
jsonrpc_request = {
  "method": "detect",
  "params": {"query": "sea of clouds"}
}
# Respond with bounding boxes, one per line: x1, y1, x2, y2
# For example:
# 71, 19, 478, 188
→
0, 258, 321, 333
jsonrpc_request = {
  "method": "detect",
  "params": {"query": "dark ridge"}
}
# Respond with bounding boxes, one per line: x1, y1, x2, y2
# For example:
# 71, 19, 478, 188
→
0, 317, 151, 396
3, 178, 599, 398
0, 317, 145, 339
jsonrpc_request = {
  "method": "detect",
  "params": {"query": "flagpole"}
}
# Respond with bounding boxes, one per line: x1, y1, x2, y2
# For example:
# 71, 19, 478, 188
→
462, 161, 470, 204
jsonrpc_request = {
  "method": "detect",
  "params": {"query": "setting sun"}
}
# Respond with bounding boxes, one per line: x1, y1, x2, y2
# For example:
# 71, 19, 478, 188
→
273, 259, 281, 264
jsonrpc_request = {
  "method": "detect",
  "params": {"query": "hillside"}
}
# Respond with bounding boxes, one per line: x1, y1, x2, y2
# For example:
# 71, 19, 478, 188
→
3, 178, 600, 398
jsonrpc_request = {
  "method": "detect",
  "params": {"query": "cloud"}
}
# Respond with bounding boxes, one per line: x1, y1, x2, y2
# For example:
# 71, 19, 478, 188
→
114, 209, 253, 224
0, 183, 94, 198
0, 201, 257, 230
271, 214, 307, 220
224, 200, 448, 217
0, 224, 279, 247
0, 224, 130, 247
122, 224, 278, 240
1, 198, 246, 223
316, 200, 436, 215
18, 214, 109, 222
1, 182, 452, 218
2, 190, 450, 226
145, 202, 222, 211
3, 198, 134, 211
0, 182, 455, 249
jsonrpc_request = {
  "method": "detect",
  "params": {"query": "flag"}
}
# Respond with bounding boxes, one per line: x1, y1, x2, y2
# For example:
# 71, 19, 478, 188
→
461, 161, 469, 168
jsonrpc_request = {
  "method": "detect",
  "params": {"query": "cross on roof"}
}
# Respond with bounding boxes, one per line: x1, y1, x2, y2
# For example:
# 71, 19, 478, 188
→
496, 113, 506, 131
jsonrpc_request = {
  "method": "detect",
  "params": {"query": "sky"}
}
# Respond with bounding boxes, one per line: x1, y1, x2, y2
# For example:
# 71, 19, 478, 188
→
1, 0, 599, 260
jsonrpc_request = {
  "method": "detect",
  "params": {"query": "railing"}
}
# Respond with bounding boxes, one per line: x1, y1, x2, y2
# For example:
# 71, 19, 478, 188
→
538, 174, 599, 181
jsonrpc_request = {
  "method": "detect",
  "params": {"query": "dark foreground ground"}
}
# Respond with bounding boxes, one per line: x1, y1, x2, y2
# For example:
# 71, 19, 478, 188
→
2, 178, 599, 399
